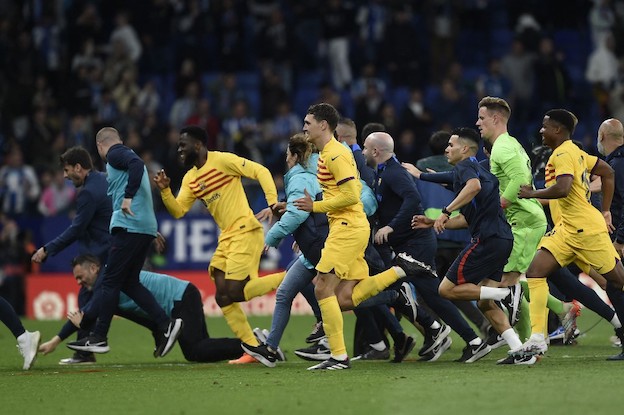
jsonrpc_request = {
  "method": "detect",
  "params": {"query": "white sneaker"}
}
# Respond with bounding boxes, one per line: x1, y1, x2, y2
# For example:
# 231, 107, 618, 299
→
253, 327, 268, 344
17, 331, 41, 370
510, 333, 548, 357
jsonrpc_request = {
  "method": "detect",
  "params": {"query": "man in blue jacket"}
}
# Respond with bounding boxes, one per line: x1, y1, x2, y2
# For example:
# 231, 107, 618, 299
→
39, 254, 244, 362
362, 131, 487, 363
68, 127, 182, 357
596, 117, 624, 359
32, 146, 112, 364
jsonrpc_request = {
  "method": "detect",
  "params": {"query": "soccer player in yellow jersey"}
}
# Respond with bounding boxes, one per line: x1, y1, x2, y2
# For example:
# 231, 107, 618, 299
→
517, 109, 624, 358
294, 103, 426, 370
153, 125, 285, 364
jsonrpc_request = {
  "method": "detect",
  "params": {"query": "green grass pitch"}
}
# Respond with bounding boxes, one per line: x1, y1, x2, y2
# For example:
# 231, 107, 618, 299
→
1, 311, 623, 415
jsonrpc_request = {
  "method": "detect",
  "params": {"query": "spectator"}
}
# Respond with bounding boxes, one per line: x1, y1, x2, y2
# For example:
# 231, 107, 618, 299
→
399, 88, 433, 143
210, 72, 246, 119
71, 38, 103, 73
588, 0, 616, 48
185, 98, 220, 151
109, 11, 143, 63
0, 144, 40, 217
112, 68, 140, 114
174, 58, 201, 99
221, 99, 260, 161
351, 62, 386, 102
355, 0, 387, 64
136, 79, 161, 116
321, 0, 355, 90
169, 81, 200, 130
534, 37, 572, 115
500, 38, 536, 128
586, 32, 619, 117
256, 8, 293, 92
260, 68, 289, 121
476, 59, 511, 100
354, 82, 386, 133
382, 6, 422, 87
37, 169, 76, 217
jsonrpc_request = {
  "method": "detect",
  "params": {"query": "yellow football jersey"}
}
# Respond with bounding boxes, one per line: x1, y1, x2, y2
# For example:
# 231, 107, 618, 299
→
312, 138, 367, 224
161, 151, 277, 234
545, 140, 606, 235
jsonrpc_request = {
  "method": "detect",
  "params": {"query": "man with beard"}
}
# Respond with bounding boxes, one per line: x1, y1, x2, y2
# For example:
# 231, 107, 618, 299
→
153, 125, 284, 364
68, 127, 183, 358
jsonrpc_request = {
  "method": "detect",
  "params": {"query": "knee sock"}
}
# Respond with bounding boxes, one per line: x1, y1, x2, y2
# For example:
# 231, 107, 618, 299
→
221, 303, 257, 346
516, 296, 531, 342
243, 271, 286, 301
547, 295, 564, 315
351, 268, 399, 307
528, 278, 549, 336
319, 296, 347, 359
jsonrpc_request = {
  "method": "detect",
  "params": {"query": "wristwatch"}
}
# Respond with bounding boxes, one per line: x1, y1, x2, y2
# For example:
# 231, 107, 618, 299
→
441, 206, 451, 216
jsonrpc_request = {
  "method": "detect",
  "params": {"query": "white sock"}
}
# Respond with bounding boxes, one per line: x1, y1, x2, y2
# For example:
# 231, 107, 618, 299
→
332, 353, 348, 361
501, 328, 522, 350
430, 321, 441, 330
479, 287, 509, 301
370, 341, 386, 351
468, 337, 482, 346
611, 314, 622, 329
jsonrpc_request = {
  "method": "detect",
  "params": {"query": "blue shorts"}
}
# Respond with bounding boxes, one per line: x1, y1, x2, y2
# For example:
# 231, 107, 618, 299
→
446, 236, 513, 285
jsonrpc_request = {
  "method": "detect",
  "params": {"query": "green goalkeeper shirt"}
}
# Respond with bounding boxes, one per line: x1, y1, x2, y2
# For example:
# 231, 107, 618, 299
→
490, 133, 547, 229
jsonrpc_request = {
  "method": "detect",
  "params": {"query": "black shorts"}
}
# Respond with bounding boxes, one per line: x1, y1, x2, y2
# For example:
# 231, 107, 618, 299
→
446, 236, 513, 285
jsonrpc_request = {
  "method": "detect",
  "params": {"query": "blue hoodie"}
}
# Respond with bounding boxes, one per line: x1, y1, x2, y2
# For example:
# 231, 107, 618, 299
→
266, 153, 322, 247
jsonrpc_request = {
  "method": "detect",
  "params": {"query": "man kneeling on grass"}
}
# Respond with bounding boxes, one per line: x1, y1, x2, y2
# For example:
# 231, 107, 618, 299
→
39, 254, 244, 364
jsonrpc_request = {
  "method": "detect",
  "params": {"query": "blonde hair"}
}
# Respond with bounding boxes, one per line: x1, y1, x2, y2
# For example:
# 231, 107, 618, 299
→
288, 133, 314, 167
478, 96, 511, 119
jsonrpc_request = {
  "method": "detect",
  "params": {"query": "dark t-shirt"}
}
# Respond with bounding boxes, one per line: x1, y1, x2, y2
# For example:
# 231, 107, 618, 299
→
453, 157, 512, 240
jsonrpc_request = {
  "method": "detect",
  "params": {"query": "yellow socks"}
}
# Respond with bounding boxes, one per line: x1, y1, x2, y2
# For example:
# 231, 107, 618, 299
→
221, 303, 257, 346
243, 271, 286, 301
351, 268, 400, 307
527, 277, 549, 336
318, 296, 346, 357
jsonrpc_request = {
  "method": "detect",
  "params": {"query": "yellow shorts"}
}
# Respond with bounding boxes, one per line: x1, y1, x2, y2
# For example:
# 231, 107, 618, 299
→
316, 219, 369, 280
209, 227, 263, 281
538, 226, 619, 274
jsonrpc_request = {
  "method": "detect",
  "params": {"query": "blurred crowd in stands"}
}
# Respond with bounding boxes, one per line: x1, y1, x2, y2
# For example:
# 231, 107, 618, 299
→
1, 0, 624, 311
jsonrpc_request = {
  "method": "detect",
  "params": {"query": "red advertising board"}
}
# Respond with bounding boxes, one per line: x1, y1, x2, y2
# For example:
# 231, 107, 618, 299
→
26, 271, 313, 320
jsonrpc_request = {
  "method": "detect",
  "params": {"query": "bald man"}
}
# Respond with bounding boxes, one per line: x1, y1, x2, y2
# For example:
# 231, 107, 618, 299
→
362, 132, 490, 362
597, 119, 624, 253
68, 127, 183, 357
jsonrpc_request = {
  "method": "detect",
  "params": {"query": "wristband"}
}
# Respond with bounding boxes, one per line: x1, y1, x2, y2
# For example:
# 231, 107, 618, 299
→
441, 207, 451, 216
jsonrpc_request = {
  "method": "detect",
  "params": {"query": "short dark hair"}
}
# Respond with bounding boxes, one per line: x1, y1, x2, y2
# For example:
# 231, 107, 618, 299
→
545, 109, 578, 135
361, 123, 386, 141
452, 127, 481, 147
60, 146, 93, 170
338, 117, 356, 129
307, 103, 340, 131
180, 125, 209, 147
429, 131, 451, 155
71, 254, 100, 268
